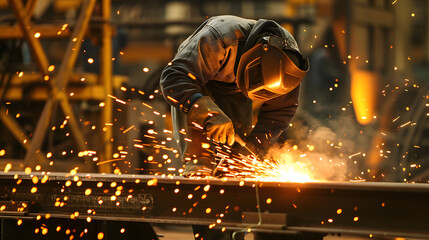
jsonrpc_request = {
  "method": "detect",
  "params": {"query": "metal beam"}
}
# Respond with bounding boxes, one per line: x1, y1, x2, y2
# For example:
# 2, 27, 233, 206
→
0, 25, 71, 39
22, 99, 53, 166
53, 0, 97, 154
99, 0, 113, 173
0, 172, 428, 239
54, 0, 96, 91
5, 72, 126, 86
3, 85, 106, 101
0, 108, 45, 163
89, 17, 314, 28
23, 0, 37, 23
0, 108, 27, 147
352, 5, 394, 28
23, 0, 97, 165
7, 0, 50, 76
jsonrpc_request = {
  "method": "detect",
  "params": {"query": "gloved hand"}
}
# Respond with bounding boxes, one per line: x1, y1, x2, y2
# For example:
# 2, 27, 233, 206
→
187, 96, 235, 146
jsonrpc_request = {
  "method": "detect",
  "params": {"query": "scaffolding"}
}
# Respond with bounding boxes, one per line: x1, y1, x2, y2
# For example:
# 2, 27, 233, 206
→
0, 0, 117, 173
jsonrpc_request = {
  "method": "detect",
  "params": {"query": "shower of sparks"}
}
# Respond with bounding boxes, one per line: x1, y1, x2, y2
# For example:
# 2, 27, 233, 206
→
209, 143, 334, 182
1, 7, 429, 240
1, 9, 427, 191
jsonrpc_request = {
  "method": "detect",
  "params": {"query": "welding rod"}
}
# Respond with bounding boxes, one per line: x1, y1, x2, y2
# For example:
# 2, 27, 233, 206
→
235, 135, 262, 161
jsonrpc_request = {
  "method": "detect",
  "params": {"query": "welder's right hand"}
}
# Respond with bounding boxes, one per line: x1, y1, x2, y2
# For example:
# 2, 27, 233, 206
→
187, 96, 235, 146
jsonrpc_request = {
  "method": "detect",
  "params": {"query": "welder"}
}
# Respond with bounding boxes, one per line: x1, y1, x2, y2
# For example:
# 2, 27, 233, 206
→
160, 15, 309, 178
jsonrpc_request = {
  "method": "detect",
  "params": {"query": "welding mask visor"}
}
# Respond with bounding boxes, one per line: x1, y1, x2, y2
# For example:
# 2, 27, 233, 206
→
237, 36, 309, 101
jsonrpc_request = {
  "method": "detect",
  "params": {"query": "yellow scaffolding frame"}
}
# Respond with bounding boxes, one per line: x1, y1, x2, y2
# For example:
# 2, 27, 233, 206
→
0, 0, 114, 173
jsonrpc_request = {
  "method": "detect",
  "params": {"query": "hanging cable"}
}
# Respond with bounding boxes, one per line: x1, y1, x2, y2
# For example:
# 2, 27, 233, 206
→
232, 182, 263, 240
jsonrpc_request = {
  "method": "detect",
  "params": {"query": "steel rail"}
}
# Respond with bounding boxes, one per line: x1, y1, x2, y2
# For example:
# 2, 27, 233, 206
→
0, 172, 428, 239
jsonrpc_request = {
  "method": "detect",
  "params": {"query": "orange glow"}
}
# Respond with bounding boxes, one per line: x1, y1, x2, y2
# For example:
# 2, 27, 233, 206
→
350, 69, 379, 125
254, 151, 317, 183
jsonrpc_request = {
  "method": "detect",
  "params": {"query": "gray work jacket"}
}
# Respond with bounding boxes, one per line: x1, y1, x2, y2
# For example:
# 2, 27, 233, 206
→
160, 15, 303, 152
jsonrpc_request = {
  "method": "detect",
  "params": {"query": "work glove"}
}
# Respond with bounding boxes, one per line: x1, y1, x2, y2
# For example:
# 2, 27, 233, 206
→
187, 96, 235, 146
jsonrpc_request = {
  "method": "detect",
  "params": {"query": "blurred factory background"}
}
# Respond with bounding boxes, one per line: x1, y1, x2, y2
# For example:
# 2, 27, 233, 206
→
0, 0, 428, 183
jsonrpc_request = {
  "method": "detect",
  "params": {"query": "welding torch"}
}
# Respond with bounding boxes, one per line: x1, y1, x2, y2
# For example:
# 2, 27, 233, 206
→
234, 134, 262, 162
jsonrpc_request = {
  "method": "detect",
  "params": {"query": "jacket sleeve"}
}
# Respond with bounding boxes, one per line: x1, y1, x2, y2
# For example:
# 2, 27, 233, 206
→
160, 23, 226, 113
247, 86, 300, 153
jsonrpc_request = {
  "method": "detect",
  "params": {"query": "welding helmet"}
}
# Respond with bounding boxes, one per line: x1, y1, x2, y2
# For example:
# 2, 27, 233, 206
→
236, 36, 309, 101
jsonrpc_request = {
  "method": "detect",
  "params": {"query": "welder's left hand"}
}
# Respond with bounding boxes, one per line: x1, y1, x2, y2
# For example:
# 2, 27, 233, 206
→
187, 96, 235, 146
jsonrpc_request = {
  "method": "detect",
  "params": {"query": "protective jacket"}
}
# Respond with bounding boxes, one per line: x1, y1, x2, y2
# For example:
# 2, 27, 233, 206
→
160, 15, 304, 153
